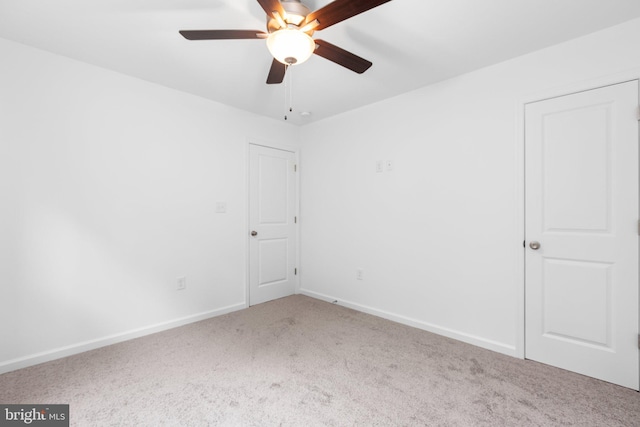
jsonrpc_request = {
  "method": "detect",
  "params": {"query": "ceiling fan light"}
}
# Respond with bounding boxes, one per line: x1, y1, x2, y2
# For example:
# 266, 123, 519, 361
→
267, 29, 315, 65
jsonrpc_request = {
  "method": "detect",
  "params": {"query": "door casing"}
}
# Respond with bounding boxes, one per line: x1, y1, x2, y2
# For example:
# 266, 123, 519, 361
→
515, 70, 640, 361
523, 80, 639, 388
245, 138, 300, 307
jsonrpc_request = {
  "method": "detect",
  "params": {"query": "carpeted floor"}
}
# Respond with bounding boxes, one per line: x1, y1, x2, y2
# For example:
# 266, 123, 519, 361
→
1, 295, 639, 426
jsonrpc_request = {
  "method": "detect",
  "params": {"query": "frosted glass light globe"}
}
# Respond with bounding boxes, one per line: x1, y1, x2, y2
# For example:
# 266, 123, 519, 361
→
267, 29, 315, 65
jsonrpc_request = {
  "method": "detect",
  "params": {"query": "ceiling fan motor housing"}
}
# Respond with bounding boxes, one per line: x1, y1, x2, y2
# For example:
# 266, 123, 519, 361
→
267, 0, 312, 33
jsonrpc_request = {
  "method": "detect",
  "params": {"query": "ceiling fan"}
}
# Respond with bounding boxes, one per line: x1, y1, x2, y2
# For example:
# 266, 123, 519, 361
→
179, 0, 392, 84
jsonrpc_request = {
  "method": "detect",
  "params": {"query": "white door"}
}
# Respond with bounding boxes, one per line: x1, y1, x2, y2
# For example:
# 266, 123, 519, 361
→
249, 144, 297, 305
525, 80, 639, 389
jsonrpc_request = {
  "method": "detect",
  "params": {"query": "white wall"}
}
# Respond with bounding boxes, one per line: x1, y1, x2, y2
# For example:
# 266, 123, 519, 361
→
0, 38, 298, 372
298, 18, 640, 356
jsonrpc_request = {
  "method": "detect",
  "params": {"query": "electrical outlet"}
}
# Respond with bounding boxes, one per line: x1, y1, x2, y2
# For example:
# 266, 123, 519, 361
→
177, 277, 187, 290
376, 161, 384, 173
215, 202, 227, 213
356, 269, 364, 280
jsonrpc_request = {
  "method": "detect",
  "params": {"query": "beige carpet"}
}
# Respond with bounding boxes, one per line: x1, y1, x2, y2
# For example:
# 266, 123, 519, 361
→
1, 295, 639, 426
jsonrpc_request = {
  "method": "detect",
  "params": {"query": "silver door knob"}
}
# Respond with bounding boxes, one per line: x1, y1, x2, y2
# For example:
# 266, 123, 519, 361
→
529, 241, 540, 250
250, 230, 258, 237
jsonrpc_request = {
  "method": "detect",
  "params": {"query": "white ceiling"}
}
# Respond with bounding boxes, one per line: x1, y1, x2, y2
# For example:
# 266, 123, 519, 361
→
2, 0, 640, 125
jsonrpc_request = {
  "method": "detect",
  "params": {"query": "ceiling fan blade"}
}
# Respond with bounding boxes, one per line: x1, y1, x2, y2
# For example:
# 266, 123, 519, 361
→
266, 59, 287, 84
313, 39, 372, 74
304, 0, 392, 31
256, 0, 286, 20
179, 30, 266, 40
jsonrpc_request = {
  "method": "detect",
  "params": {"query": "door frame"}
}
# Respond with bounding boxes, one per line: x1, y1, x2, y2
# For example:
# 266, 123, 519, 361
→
515, 69, 640, 359
245, 137, 300, 307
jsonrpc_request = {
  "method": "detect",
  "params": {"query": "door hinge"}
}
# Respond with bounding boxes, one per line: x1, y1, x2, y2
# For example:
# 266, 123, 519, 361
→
637, 106, 640, 121
294, 216, 297, 224
294, 164, 297, 172
638, 220, 640, 236
638, 334, 640, 349
295, 268, 297, 275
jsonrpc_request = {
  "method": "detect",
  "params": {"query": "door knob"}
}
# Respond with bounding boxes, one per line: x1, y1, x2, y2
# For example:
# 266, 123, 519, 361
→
251, 230, 258, 237
529, 241, 541, 250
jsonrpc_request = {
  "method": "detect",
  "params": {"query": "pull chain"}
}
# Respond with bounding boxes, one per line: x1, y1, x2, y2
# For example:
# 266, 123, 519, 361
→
284, 64, 288, 120
284, 64, 293, 120
289, 64, 293, 114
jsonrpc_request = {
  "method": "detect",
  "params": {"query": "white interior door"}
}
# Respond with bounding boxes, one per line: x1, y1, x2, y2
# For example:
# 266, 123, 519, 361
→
249, 144, 297, 305
525, 80, 639, 389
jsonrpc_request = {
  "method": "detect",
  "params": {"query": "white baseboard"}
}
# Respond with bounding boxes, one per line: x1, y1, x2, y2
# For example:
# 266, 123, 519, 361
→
299, 288, 517, 357
0, 302, 247, 375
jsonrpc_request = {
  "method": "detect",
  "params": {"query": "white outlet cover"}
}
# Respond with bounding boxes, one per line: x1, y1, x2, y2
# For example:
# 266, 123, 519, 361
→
215, 202, 227, 213
376, 161, 384, 173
